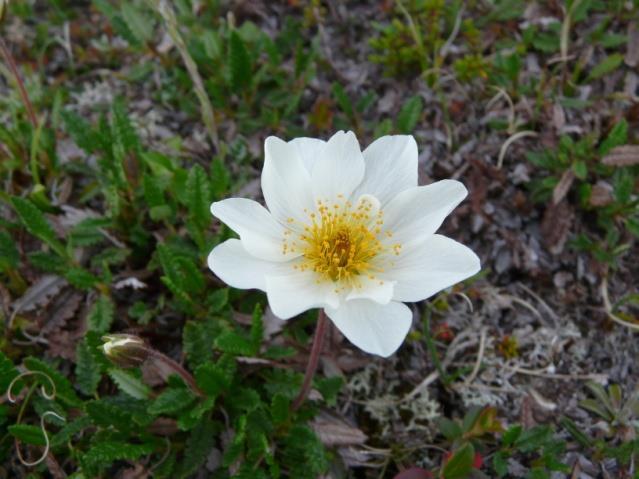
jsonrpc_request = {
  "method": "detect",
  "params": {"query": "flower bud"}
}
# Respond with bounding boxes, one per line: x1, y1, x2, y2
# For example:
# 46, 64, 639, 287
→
101, 334, 150, 368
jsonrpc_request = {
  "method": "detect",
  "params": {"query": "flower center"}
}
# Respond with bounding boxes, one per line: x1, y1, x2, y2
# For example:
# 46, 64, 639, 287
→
283, 195, 401, 287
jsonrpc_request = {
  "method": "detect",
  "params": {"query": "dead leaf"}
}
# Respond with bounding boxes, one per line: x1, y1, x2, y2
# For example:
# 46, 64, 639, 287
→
311, 411, 367, 447
552, 169, 575, 205
552, 104, 565, 131
601, 145, 639, 167
11, 275, 68, 323
589, 181, 613, 207
541, 200, 574, 255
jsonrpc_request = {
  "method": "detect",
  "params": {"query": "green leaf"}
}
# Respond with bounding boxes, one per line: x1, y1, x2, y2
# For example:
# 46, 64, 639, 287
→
514, 425, 553, 452
148, 387, 197, 415
492, 451, 509, 477
121, 3, 154, 46
61, 110, 97, 153
587, 53, 624, 81
82, 441, 154, 476
87, 295, 115, 334
64, 267, 99, 289
0, 351, 19, 396
195, 361, 232, 397
229, 30, 252, 92
502, 424, 522, 447
572, 160, 588, 180
10, 197, 65, 257
250, 303, 263, 353
0, 230, 19, 271
332, 83, 353, 118
23, 357, 82, 407
442, 442, 475, 479
270, 393, 289, 425
108, 368, 150, 399
51, 415, 92, 448
396, 95, 423, 134
599, 119, 628, 155
86, 399, 135, 432
186, 164, 212, 229
315, 376, 343, 406
210, 157, 230, 199
183, 319, 216, 369
216, 330, 254, 356
8, 424, 47, 446
177, 419, 217, 478
437, 417, 463, 440
75, 338, 102, 396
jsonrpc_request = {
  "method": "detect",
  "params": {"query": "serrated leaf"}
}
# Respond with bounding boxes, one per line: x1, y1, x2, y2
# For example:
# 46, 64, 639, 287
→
23, 357, 81, 407
271, 393, 289, 425
61, 110, 97, 153
51, 415, 92, 448
82, 441, 154, 475
250, 303, 263, 353
10, 197, 65, 257
148, 388, 196, 415
216, 330, 254, 356
64, 267, 99, 289
442, 442, 475, 479
210, 157, 230, 199
8, 424, 47, 446
396, 95, 423, 134
177, 419, 217, 478
108, 368, 150, 399
75, 338, 102, 396
195, 361, 231, 397
86, 399, 135, 431
87, 295, 115, 334
229, 30, 252, 92
186, 164, 212, 229
183, 319, 216, 369
502, 424, 522, 447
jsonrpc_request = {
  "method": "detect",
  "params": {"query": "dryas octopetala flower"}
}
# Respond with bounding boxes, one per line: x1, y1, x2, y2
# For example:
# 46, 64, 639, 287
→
208, 132, 480, 357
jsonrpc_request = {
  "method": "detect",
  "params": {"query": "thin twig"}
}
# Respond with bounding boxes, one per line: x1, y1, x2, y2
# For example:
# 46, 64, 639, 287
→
0, 37, 38, 127
600, 276, 639, 332
291, 309, 329, 411
464, 327, 487, 386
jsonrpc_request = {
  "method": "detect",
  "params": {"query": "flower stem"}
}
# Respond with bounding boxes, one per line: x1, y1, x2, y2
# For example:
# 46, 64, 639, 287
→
291, 309, 328, 411
148, 350, 204, 397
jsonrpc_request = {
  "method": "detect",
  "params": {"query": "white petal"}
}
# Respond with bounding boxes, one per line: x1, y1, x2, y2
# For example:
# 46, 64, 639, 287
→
262, 136, 316, 226
382, 180, 468, 247
346, 276, 395, 304
211, 198, 295, 262
325, 300, 412, 357
288, 137, 326, 175
208, 239, 292, 291
354, 135, 418, 205
311, 131, 365, 202
265, 273, 340, 320
385, 234, 480, 302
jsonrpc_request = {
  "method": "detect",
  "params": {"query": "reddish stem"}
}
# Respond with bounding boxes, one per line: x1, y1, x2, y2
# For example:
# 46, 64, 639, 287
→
0, 37, 38, 128
291, 309, 329, 411
149, 350, 204, 397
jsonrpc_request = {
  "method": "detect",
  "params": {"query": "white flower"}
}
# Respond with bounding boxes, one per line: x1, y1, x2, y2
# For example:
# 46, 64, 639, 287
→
208, 132, 480, 357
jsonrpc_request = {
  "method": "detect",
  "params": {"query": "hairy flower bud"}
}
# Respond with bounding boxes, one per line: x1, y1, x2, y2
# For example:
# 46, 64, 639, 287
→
101, 334, 150, 368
